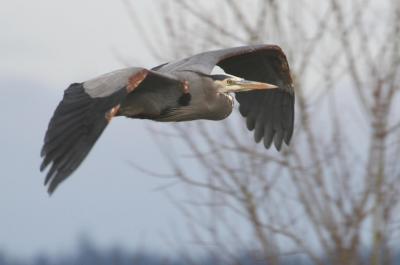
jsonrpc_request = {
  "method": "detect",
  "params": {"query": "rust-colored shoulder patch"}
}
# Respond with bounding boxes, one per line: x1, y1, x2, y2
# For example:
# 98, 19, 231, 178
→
182, 80, 190, 94
127, 69, 148, 93
105, 104, 121, 122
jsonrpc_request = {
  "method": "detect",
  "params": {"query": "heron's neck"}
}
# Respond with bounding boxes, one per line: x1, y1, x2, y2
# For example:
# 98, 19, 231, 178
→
214, 81, 230, 93
214, 81, 243, 93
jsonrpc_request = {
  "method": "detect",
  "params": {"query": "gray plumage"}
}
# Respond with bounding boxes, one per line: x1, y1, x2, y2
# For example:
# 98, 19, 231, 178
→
40, 44, 294, 194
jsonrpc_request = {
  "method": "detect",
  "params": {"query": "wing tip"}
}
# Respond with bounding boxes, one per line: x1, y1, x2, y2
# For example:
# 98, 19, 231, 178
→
47, 182, 57, 195
262, 130, 292, 151
284, 136, 291, 146
274, 141, 283, 151
263, 140, 273, 149
262, 132, 274, 149
44, 170, 64, 195
39, 162, 46, 172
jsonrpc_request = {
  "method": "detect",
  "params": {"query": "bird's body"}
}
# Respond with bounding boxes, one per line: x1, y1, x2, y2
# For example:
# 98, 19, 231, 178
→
40, 44, 295, 194
117, 70, 233, 121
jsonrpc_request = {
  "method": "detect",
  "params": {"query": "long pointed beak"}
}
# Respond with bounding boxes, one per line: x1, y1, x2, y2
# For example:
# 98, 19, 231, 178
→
235, 79, 278, 90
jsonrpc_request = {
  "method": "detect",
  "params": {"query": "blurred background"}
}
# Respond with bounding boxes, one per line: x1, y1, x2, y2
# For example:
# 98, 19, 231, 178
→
1, 0, 399, 264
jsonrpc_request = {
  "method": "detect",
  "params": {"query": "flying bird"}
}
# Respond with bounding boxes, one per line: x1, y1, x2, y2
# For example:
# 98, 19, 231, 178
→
40, 44, 295, 194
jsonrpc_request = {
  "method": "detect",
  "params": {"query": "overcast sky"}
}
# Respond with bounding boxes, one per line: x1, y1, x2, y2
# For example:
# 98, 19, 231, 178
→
0, 0, 195, 258
2, 0, 397, 260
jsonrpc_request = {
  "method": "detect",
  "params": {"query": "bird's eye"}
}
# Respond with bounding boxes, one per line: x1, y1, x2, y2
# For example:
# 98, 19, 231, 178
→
227, 79, 234, 85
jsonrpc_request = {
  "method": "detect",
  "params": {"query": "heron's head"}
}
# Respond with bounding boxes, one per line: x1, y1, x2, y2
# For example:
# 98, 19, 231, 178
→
211, 74, 278, 93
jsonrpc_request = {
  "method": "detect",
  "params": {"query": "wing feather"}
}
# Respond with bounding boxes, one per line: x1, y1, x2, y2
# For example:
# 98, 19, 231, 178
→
167, 44, 294, 150
40, 68, 181, 194
155, 45, 294, 150
217, 46, 294, 150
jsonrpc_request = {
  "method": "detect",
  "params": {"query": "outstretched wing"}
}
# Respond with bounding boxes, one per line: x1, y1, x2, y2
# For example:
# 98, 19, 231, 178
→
218, 46, 294, 150
162, 45, 294, 150
40, 67, 181, 194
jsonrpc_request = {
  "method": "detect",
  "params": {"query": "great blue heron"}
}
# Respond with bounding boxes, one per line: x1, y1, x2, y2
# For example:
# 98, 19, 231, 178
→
40, 44, 294, 194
